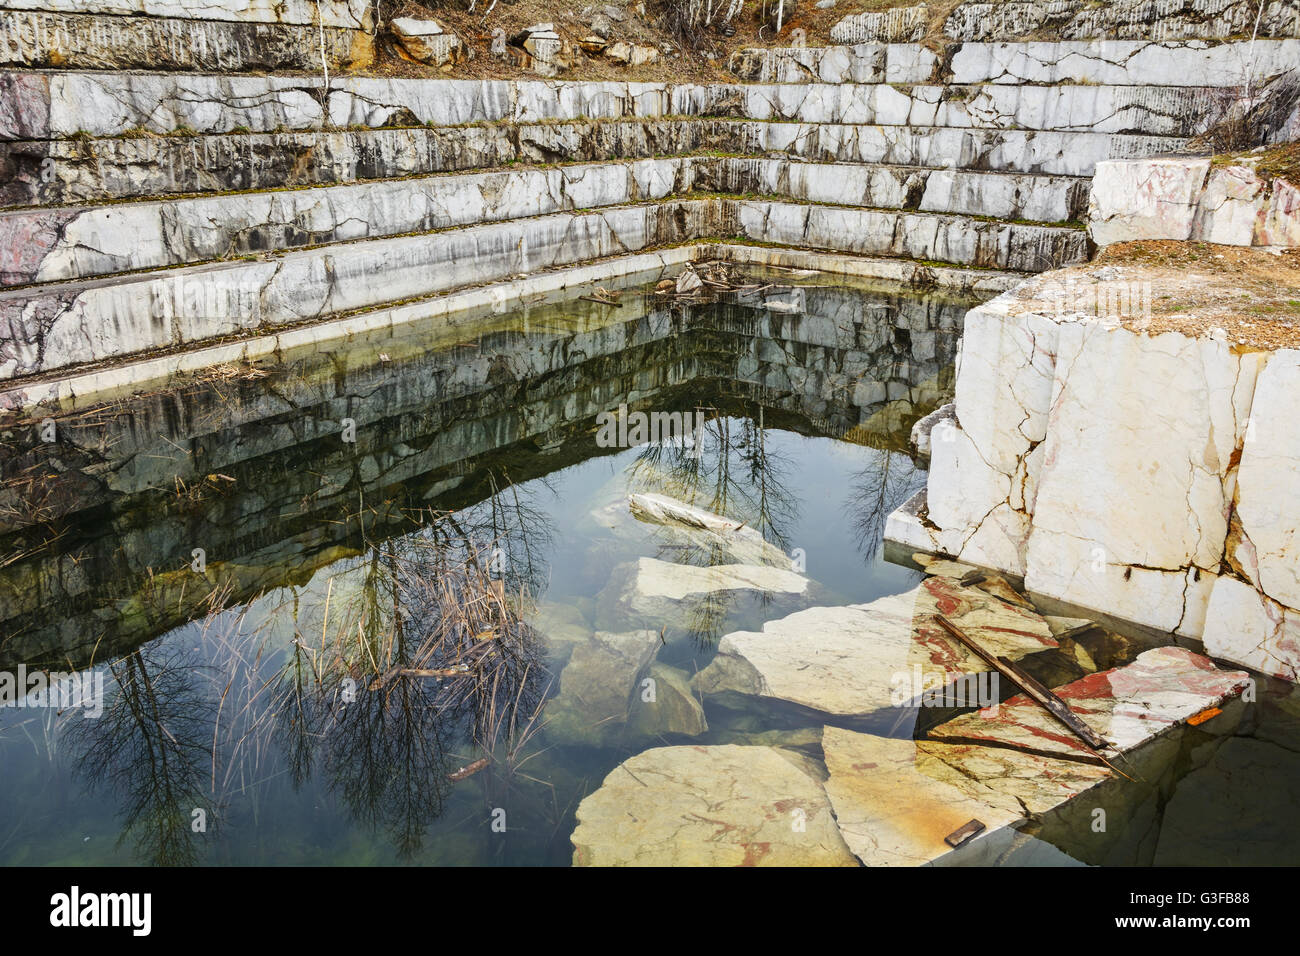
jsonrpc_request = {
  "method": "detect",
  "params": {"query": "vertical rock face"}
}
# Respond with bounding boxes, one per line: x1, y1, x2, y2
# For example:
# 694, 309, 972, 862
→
889, 256, 1300, 682
1090, 157, 1300, 247
1204, 351, 1300, 681
831, 5, 930, 43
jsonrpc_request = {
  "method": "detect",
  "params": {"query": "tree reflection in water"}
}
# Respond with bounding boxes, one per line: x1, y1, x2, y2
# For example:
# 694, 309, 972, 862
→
622, 407, 800, 648
260, 480, 554, 860
65, 642, 215, 866
60, 476, 555, 863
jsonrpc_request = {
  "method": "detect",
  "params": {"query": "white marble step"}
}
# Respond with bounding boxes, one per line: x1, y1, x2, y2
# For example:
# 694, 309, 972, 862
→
1, 119, 1188, 209
0, 72, 1231, 140
0, 198, 1084, 381
0, 156, 1086, 286
0, 0, 371, 28
0, 8, 368, 73
734, 38, 1300, 87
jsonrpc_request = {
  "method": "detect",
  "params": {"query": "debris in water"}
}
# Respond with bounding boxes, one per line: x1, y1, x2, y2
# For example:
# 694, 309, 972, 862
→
944, 819, 986, 848
449, 757, 490, 782
934, 614, 1111, 754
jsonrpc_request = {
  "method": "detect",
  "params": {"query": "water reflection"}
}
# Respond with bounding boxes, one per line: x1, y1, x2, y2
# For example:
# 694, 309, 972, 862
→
65, 644, 215, 866
0, 273, 972, 863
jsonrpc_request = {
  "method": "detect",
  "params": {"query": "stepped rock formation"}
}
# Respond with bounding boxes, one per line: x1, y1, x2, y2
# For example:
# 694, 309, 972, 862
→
7, 0, 1297, 399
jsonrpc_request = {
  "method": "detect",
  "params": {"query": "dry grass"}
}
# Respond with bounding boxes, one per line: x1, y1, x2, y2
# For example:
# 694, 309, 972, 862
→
1010, 241, 1300, 349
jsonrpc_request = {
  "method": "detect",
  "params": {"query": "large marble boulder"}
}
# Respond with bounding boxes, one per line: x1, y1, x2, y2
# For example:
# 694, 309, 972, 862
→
888, 258, 1300, 682
1090, 157, 1300, 247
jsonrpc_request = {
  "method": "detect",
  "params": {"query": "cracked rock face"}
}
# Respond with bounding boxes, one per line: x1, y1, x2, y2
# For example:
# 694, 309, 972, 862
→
893, 264, 1300, 666
570, 744, 857, 866
942, 0, 1300, 42
692, 574, 1057, 716
0, 72, 1227, 139
1090, 157, 1300, 247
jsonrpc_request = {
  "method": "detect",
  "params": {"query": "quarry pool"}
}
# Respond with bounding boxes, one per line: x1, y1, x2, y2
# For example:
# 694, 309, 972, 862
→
2, 270, 1299, 866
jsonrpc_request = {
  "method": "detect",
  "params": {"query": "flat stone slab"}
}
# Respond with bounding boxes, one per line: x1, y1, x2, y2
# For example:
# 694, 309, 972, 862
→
628, 492, 793, 568
622, 556, 809, 614
693, 575, 1057, 716
822, 726, 1110, 866
929, 645, 1251, 758
571, 744, 857, 866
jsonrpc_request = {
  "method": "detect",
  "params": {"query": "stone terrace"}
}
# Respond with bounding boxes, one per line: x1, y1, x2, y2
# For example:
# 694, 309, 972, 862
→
1, 1, 1297, 396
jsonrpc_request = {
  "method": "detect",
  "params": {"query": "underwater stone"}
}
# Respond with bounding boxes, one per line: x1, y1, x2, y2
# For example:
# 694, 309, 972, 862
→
626, 661, 708, 737
542, 628, 661, 746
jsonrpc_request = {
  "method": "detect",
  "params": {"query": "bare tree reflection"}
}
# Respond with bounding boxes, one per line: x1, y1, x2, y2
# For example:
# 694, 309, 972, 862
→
65, 644, 215, 866
844, 449, 925, 562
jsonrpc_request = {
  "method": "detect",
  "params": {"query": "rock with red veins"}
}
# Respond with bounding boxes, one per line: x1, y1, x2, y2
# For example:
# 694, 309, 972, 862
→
571, 744, 857, 866
929, 645, 1251, 758
822, 726, 1108, 866
692, 574, 1057, 717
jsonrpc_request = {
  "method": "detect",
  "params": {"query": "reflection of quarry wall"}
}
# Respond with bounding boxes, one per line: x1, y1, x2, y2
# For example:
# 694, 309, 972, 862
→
0, 283, 961, 667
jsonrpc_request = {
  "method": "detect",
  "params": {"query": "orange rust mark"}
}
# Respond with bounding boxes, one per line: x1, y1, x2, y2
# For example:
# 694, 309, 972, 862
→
1187, 706, 1222, 726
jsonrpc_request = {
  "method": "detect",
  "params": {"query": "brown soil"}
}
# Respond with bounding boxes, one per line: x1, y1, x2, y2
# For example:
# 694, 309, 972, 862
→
1211, 141, 1300, 184
360, 0, 897, 84
1009, 241, 1300, 350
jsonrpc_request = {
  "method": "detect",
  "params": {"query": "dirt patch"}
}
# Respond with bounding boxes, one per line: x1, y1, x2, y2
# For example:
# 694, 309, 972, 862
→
1211, 141, 1300, 185
1007, 241, 1300, 350
356, 0, 915, 83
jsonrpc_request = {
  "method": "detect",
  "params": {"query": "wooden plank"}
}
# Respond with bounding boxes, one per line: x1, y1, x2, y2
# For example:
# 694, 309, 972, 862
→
934, 614, 1110, 751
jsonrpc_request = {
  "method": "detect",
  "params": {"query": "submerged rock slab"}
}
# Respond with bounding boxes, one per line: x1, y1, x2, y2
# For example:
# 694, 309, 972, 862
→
543, 629, 660, 746
571, 744, 856, 866
627, 493, 793, 568
626, 662, 708, 738
693, 575, 1056, 716
929, 646, 1251, 758
617, 556, 810, 617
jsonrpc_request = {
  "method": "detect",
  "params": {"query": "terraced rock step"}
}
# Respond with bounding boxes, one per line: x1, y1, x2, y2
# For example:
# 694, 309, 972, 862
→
733, 38, 1300, 87
0, 199, 1084, 380
0, 0, 373, 28
0, 9, 372, 72
0, 120, 1186, 209
0, 73, 1229, 139
831, 0, 1300, 43
0, 156, 1085, 286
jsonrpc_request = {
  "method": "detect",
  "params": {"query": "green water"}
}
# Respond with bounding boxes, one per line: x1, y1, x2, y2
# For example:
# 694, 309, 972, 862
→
3, 272, 1299, 867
